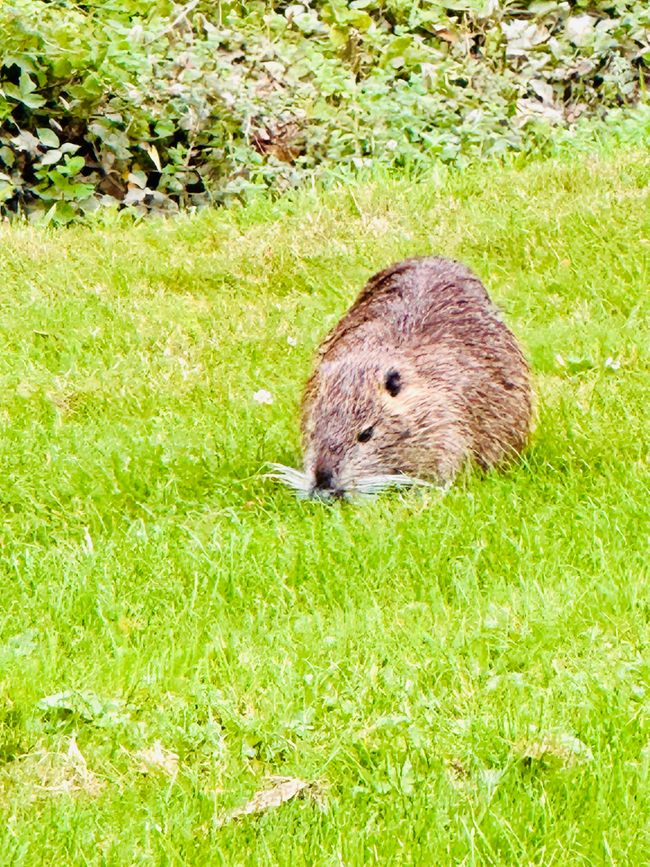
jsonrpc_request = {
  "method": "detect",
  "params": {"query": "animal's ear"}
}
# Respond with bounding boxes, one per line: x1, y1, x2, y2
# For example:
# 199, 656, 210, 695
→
384, 369, 402, 396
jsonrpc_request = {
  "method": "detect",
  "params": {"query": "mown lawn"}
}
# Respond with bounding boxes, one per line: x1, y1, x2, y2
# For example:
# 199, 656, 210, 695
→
0, 149, 648, 864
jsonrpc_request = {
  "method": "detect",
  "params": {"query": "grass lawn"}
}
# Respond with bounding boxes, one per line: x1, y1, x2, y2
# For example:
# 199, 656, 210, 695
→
0, 148, 648, 864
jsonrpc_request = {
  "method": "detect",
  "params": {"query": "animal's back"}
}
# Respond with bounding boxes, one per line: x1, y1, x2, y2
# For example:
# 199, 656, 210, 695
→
321, 257, 504, 355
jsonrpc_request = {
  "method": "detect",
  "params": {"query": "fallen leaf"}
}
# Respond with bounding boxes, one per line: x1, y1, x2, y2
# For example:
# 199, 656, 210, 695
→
446, 758, 469, 788
11, 131, 41, 156
432, 26, 458, 44
220, 776, 323, 824
7, 738, 105, 798
141, 141, 162, 171
135, 741, 179, 777
518, 731, 594, 767
516, 98, 563, 125
566, 15, 596, 47
502, 20, 549, 56
529, 79, 554, 105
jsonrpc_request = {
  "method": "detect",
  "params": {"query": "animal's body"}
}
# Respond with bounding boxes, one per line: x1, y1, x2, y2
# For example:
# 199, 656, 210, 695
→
275, 256, 533, 499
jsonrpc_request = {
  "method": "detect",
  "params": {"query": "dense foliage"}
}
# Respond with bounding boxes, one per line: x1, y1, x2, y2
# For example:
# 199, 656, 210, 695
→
1, 0, 648, 221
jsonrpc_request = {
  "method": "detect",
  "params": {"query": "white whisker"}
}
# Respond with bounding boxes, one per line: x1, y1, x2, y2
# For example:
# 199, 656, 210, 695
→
265, 463, 313, 497
267, 465, 434, 501
352, 474, 433, 496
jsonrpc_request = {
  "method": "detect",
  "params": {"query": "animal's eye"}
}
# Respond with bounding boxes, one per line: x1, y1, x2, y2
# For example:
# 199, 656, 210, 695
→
357, 426, 374, 443
385, 369, 401, 396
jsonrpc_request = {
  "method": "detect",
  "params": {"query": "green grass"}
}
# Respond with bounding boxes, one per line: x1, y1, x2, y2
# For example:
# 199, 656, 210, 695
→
0, 147, 648, 865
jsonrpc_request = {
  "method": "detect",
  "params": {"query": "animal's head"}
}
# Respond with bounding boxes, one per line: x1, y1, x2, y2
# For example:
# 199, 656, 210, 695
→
271, 352, 428, 499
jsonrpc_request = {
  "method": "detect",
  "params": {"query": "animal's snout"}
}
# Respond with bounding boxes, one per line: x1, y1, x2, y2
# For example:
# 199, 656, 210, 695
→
312, 466, 346, 499
314, 467, 335, 490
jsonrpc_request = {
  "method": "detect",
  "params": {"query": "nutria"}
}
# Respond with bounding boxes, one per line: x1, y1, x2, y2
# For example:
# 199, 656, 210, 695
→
272, 256, 532, 499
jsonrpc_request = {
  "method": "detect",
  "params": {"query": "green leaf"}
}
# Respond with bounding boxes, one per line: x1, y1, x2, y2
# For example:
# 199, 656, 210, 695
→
19, 71, 37, 97
39, 149, 63, 166
3, 81, 46, 108
2, 55, 37, 74
59, 155, 86, 176
345, 10, 372, 30
0, 146, 15, 168
154, 118, 176, 137
69, 182, 95, 200
21, 92, 47, 109
80, 73, 105, 99
51, 58, 73, 77
37, 128, 60, 149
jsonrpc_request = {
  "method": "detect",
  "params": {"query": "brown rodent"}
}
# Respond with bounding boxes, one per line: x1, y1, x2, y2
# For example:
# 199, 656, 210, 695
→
274, 256, 533, 499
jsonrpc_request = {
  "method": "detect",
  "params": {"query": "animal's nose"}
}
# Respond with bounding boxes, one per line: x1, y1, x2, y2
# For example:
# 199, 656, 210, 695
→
314, 467, 334, 490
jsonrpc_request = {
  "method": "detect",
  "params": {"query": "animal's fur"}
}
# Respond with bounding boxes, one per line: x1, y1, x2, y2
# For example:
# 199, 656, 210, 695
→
299, 256, 533, 498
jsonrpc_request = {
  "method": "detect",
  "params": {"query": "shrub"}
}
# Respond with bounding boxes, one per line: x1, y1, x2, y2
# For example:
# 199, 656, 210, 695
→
0, 0, 648, 222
